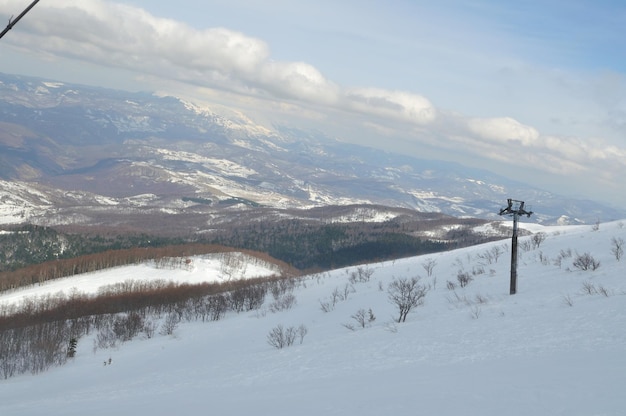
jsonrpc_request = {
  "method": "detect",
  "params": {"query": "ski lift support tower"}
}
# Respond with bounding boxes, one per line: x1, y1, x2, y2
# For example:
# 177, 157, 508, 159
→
499, 199, 533, 295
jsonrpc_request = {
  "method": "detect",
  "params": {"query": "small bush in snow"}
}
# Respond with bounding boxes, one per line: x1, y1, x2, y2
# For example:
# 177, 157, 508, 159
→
531, 232, 547, 249
267, 324, 303, 349
159, 313, 180, 336
572, 252, 600, 271
610, 237, 624, 261
421, 258, 437, 277
457, 271, 473, 288
581, 281, 612, 297
348, 266, 375, 284
562, 294, 574, 307
469, 305, 481, 320
269, 293, 297, 313
343, 308, 376, 330
142, 319, 158, 339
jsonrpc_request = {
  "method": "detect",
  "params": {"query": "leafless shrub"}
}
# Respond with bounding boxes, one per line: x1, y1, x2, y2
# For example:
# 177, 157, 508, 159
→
159, 313, 179, 336
445, 291, 471, 308
573, 252, 600, 271
387, 276, 428, 323
457, 271, 473, 288
297, 324, 308, 344
269, 293, 297, 313
611, 237, 624, 261
342, 283, 355, 301
474, 293, 488, 304
469, 305, 481, 319
384, 321, 398, 333
581, 282, 613, 298
476, 250, 495, 265
592, 219, 600, 231
562, 294, 574, 307
142, 319, 158, 339
597, 285, 611, 297
553, 248, 573, 268
531, 232, 547, 249
446, 280, 457, 291
230, 285, 266, 313
472, 266, 485, 276
346, 308, 376, 330
520, 240, 532, 252
269, 278, 296, 299
266, 324, 298, 349
342, 322, 356, 331
349, 266, 375, 284
112, 312, 144, 342
318, 284, 350, 312
421, 258, 437, 277
581, 281, 597, 295
319, 299, 333, 313
97, 327, 118, 349
207, 294, 228, 321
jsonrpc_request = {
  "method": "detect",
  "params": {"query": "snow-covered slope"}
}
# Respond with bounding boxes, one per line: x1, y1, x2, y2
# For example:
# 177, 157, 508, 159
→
0, 252, 283, 308
1, 221, 625, 415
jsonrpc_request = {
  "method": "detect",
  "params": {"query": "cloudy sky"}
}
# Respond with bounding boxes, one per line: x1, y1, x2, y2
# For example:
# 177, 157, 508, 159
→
1, 0, 625, 208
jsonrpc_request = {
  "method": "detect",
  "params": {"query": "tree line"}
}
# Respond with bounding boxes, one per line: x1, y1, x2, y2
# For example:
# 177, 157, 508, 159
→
0, 243, 296, 292
0, 274, 300, 379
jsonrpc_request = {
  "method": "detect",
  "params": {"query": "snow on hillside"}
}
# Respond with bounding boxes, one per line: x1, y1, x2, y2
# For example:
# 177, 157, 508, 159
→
1, 221, 626, 415
0, 252, 282, 308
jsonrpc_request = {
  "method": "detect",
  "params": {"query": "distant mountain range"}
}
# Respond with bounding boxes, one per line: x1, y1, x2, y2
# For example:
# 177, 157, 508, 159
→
1, 72, 623, 230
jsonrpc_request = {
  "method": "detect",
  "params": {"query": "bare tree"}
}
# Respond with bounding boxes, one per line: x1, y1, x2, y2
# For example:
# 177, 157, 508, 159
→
531, 232, 547, 249
421, 258, 437, 277
387, 276, 428, 323
159, 313, 180, 336
490, 245, 504, 262
297, 324, 308, 344
611, 237, 624, 261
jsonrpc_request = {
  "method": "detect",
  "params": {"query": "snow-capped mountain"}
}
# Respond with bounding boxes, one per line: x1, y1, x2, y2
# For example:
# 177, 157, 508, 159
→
1, 72, 623, 229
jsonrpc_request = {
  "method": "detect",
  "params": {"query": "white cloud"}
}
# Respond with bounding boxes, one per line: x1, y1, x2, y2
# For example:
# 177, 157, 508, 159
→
259, 61, 339, 104
343, 88, 437, 125
467, 117, 539, 145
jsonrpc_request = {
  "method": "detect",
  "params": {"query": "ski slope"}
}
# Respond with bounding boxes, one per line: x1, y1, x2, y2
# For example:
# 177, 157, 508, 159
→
1, 220, 625, 416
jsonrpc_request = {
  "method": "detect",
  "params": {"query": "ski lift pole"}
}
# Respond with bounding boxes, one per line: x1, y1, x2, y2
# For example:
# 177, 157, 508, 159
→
0, 0, 41, 40
499, 199, 533, 295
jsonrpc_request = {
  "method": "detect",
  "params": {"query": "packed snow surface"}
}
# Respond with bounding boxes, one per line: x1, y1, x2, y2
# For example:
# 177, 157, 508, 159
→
1, 220, 625, 415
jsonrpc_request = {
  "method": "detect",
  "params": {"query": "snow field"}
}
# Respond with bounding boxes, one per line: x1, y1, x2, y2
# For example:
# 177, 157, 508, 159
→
1, 220, 625, 415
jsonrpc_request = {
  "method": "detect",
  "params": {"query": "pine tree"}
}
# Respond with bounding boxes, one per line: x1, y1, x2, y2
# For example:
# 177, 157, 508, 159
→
67, 338, 77, 358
